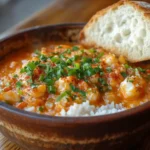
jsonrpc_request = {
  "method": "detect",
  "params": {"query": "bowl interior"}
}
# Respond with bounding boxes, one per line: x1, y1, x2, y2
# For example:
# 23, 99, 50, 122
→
0, 23, 150, 123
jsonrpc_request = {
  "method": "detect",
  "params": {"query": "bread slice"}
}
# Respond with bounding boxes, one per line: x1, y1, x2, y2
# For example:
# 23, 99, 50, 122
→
80, 0, 150, 62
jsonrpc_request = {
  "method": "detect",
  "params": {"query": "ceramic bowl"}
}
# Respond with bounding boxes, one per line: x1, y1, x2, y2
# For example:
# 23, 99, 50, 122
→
0, 24, 150, 150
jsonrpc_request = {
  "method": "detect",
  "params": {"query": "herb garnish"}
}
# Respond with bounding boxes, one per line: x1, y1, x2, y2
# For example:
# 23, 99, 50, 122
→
124, 64, 131, 69
16, 81, 23, 89
31, 83, 38, 89
56, 91, 71, 101
39, 106, 44, 112
20, 61, 39, 75
121, 72, 127, 78
137, 67, 146, 73
72, 46, 79, 51
13, 74, 19, 78
19, 46, 112, 98
70, 84, 86, 97
47, 85, 56, 94
106, 67, 112, 73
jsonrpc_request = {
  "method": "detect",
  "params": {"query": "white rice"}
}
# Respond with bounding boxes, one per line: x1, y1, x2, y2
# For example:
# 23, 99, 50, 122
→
60, 101, 126, 117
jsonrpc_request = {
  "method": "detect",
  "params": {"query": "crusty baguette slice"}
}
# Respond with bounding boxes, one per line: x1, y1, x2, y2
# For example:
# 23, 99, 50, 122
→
80, 0, 150, 62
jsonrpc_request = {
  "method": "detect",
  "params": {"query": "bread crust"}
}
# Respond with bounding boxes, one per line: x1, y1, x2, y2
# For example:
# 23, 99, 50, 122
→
80, 0, 150, 62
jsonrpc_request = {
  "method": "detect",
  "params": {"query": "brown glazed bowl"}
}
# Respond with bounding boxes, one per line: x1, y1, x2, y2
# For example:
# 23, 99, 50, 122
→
0, 24, 150, 150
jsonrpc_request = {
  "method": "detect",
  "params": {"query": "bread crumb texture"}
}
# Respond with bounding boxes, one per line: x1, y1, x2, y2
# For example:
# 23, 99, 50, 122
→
80, 1, 150, 62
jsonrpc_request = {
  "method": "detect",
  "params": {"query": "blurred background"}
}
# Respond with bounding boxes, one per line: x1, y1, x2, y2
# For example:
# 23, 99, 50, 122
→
1, 0, 150, 36
0, 0, 121, 37
0, 0, 51, 33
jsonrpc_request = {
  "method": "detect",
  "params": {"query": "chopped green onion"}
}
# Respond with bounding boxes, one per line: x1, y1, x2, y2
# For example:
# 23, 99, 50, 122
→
47, 85, 56, 94
98, 52, 104, 58
6, 82, 10, 87
82, 63, 90, 70
89, 48, 96, 53
128, 79, 134, 82
66, 49, 71, 54
74, 63, 80, 69
57, 45, 62, 48
40, 54, 47, 61
66, 58, 72, 65
137, 67, 146, 73
147, 75, 150, 80
34, 50, 40, 55
72, 46, 79, 51
51, 56, 60, 63
56, 91, 71, 101
18, 90, 23, 95
20, 61, 39, 75
124, 64, 131, 69
44, 78, 54, 85
100, 72, 104, 76
39, 74, 44, 81
121, 72, 127, 78
16, 81, 23, 89
127, 77, 134, 82
67, 68, 77, 76
70, 84, 86, 97
93, 58, 99, 63
39, 106, 44, 112
85, 68, 95, 76
45, 64, 50, 75
13, 74, 18, 78
71, 55, 79, 61
82, 57, 92, 63
98, 78, 108, 86
27, 78, 33, 83
106, 67, 112, 72
31, 83, 38, 88
59, 54, 66, 59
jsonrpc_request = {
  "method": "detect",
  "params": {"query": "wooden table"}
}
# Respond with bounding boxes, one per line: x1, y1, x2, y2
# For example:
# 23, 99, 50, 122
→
0, 0, 149, 149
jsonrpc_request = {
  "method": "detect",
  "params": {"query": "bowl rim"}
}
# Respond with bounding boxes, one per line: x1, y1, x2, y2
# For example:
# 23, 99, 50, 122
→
0, 23, 150, 124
